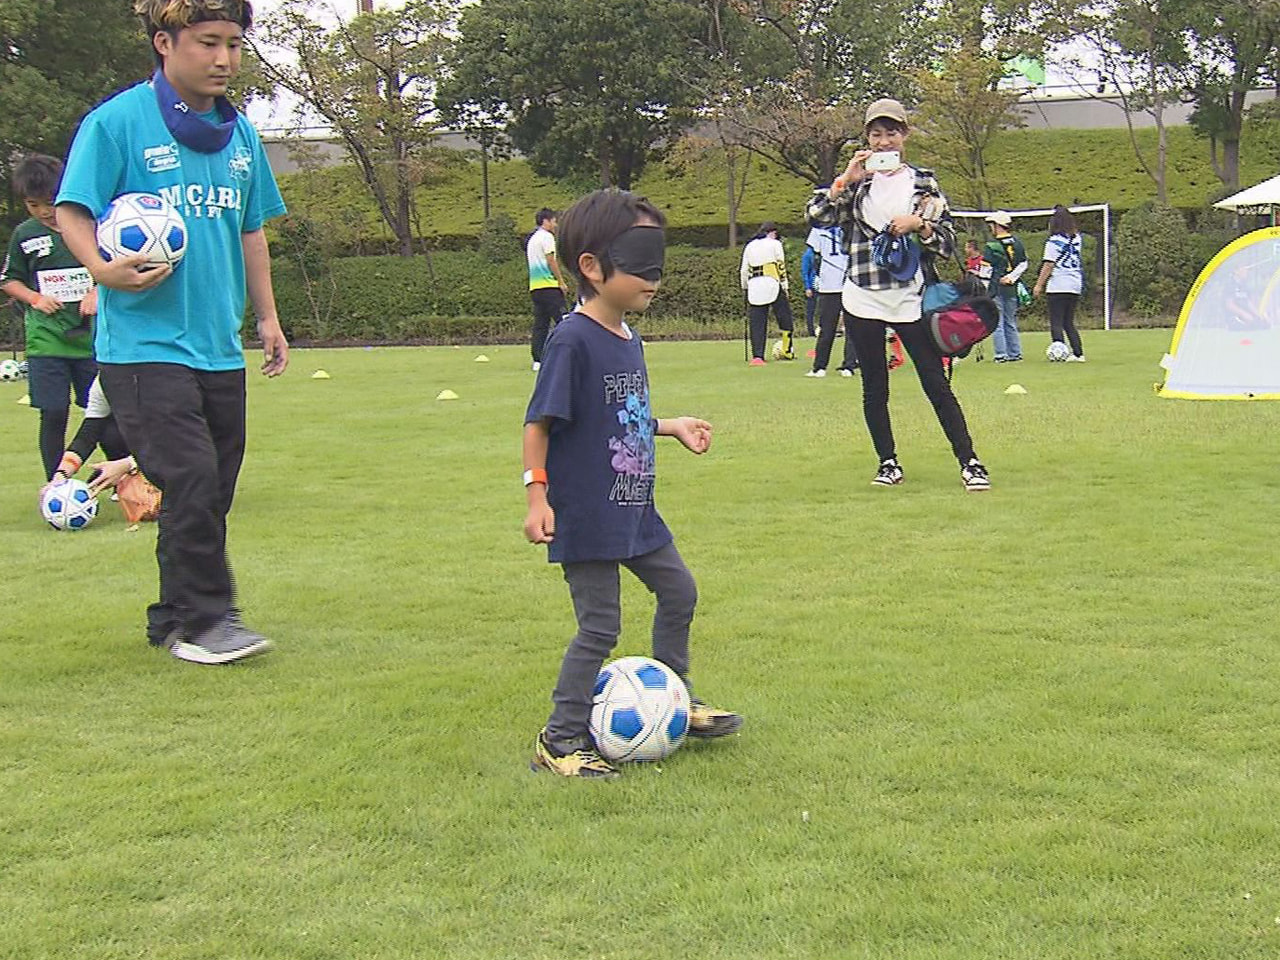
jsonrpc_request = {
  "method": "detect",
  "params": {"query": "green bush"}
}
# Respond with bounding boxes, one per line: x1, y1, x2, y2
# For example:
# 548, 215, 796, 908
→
1114, 203, 1201, 317
269, 243, 815, 342
476, 215, 521, 263
266, 232, 1134, 342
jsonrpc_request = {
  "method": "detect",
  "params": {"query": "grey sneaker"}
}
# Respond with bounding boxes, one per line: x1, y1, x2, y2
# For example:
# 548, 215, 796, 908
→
170, 616, 271, 665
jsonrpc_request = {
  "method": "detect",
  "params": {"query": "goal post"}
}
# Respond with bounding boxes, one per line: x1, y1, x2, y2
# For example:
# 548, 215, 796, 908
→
949, 204, 1113, 331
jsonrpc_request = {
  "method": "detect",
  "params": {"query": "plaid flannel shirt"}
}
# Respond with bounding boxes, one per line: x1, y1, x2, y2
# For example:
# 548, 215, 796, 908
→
805, 166, 956, 292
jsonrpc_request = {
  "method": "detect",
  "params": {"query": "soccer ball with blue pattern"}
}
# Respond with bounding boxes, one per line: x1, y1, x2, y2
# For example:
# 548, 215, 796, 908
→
1046, 341, 1072, 362
96, 192, 187, 270
40, 478, 98, 531
589, 656, 690, 762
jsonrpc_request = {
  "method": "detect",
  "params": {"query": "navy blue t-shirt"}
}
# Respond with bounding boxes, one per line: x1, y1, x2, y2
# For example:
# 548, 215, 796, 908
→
525, 312, 673, 564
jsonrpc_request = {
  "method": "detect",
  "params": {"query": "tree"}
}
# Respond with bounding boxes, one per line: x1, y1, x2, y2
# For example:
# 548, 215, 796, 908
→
252, 0, 455, 257
716, 0, 913, 187
440, 0, 709, 190
435, 99, 511, 222
1187, 0, 1280, 193
911, 49, 1026, 209
672, 0, 790, 247
0, 0, 152, 209
1068, 0, 1196, 205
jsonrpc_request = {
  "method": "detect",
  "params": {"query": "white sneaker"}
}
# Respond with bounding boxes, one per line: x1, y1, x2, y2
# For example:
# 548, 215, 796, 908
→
1067, 355, 1086, 363
872, 459, 904, 486
805, 369, 826, 378
532, 361, 541, 372
961, 458, 991, 492
839, 368, 854, 378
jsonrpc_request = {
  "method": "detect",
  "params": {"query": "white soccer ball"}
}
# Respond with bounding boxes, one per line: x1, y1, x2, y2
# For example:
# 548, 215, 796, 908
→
589, 656, 690, 762
771, 338, 785, 360
0, 358, 20, 382
1046, 341, 1072, 362
97, 192, 187, 270
40, 478, 98, 531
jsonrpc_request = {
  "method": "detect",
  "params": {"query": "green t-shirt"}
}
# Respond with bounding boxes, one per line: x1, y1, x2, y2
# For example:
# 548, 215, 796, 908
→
982, 235, 1027, 298
0, 218, 94, 358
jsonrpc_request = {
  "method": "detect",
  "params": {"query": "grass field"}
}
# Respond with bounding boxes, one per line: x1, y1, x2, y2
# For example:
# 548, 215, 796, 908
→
3, 330, 1280, 960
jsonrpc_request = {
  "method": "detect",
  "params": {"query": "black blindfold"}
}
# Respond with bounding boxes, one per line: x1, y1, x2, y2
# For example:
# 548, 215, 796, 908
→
606, 225, 665, 281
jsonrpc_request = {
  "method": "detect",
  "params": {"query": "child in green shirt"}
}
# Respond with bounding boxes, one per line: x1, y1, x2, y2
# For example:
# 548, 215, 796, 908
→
0, 155, 98, 480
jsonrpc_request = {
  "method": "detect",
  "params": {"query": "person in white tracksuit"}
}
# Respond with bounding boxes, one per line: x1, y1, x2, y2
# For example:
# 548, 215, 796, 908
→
739, 222, 794, 364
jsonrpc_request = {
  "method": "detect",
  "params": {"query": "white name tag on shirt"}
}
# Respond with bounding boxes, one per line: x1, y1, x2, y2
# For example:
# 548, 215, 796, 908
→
36, 267, 94, 303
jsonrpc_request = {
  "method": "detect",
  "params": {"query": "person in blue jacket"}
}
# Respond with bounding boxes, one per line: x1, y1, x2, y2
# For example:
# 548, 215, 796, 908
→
800, 243, 818, 336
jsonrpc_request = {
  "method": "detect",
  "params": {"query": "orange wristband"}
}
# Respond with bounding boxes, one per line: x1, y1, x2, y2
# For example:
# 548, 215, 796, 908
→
523, 468, 548, 487
57, 452, 83, 477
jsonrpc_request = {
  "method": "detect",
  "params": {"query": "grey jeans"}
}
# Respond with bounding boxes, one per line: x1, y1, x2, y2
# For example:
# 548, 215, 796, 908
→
546, 541, 697, 750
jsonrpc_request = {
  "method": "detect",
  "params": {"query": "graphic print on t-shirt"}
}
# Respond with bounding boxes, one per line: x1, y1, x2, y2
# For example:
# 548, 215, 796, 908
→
605, 370, 655, 506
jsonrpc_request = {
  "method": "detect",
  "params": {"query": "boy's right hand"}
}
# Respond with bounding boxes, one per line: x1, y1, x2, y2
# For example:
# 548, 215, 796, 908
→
524, 501, 555, 544
31, 294, 63, 315
94, 255, 172, 293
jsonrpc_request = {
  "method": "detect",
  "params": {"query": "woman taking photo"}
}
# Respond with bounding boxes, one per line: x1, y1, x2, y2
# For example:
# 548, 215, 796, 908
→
807, 98, 989, 492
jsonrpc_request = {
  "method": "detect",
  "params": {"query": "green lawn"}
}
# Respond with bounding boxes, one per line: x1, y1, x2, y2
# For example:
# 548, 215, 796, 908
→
3, 331, 1280, 960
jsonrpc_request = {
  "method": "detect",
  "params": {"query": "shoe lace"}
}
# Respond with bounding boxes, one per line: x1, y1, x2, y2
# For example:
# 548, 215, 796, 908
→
965, 461, 988, 480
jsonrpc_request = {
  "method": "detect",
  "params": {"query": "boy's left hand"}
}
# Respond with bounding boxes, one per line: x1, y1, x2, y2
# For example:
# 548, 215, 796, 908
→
258, 317, 289, 377
671, 417, 712, 454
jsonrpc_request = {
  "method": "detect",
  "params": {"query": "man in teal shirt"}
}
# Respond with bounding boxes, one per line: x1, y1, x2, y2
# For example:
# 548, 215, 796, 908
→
57, 0, 288, 665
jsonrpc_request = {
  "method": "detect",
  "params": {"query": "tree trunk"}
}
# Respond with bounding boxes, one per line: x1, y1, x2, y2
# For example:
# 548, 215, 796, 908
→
616, 143, 636, 191
395, 138, 413, 257
1155, 109, 1168, 205
817, 141, 840, 188
725, 146, 738, 249
480, 143, 491, 221
1223, 86, 1246, 192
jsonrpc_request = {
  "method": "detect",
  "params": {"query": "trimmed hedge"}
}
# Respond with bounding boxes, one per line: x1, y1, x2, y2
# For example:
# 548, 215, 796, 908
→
268, 234, 1123, 343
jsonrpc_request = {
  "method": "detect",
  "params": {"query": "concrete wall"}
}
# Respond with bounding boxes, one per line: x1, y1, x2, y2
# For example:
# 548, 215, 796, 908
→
263, 129, 483, 175
1017, 88, 1276, 130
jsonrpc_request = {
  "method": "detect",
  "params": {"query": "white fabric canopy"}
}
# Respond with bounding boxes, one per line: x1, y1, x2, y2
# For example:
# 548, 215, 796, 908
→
1213, 174, 1280, 215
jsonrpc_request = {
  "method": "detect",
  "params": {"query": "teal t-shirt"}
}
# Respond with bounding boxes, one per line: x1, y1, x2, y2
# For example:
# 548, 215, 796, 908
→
57, 82, 286, 370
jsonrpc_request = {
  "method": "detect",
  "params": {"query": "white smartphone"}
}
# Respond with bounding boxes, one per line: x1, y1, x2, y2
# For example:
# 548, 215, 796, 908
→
865, 151, 900, 172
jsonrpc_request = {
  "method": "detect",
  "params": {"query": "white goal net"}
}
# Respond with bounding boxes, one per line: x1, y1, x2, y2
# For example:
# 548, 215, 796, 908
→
950, 204, 1113, 330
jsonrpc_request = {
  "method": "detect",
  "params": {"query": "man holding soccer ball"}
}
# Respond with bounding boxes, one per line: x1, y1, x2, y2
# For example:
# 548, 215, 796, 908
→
56, 0, 288, 665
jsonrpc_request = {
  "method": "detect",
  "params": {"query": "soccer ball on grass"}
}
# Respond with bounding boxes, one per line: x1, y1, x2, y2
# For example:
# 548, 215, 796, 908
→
97, 192, 187, 270
590, 656, 690, 762
0, 358, 20, 382
40, 478, 98, 531
1046, 341, 1072, 362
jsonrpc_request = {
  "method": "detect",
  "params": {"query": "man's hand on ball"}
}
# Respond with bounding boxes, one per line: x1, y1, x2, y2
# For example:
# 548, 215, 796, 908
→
94, 255, 171, 292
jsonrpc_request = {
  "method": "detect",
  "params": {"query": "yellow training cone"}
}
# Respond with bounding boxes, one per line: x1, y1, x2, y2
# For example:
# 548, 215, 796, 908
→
311, 370, 331, 379
17, 393, 30, 405
1004, 384, 1027, 395
436, 389, 459, 401
474, 355, 490, 362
